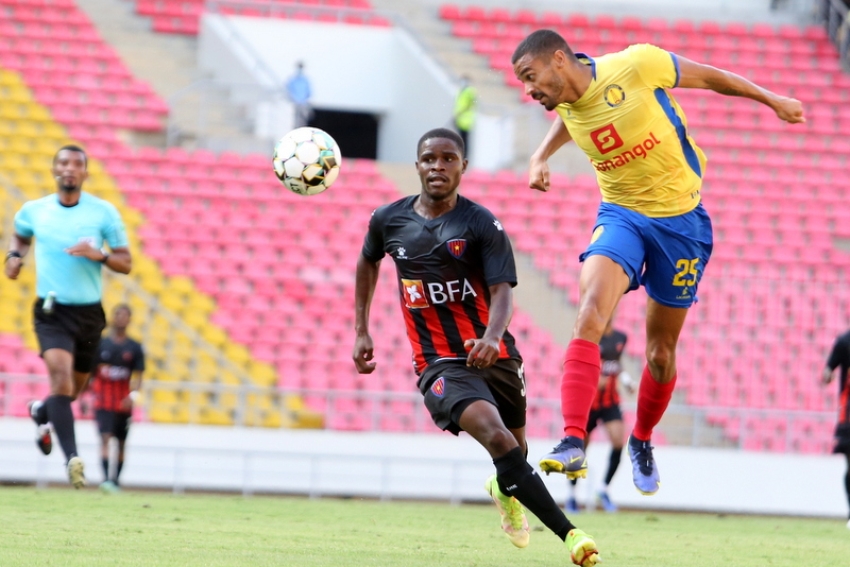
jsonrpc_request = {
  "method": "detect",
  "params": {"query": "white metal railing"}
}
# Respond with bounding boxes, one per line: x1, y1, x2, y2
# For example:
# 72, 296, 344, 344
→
1, 373, 836, 449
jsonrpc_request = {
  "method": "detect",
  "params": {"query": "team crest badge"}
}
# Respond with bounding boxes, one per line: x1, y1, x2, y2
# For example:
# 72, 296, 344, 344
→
431, 377, 445, 397
604, 84, 626, 107
447, 239, 467, 258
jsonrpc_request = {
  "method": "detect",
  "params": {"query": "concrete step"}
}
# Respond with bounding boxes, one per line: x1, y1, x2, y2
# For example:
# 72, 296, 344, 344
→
74, 0, 267, 152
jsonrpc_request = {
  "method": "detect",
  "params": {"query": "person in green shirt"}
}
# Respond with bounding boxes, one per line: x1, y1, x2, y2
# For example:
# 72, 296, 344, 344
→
453, 75, 477, 156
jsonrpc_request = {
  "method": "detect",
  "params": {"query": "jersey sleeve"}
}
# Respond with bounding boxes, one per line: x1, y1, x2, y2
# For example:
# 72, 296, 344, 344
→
628, 43, 680, 89
94, 338, 107, 365
13, 203, 34, 239
826, 334, 849, 371
102, 202, 129, 249
360, 207, 387, 263
474, 208, 517, 287
134, 342, 146, 372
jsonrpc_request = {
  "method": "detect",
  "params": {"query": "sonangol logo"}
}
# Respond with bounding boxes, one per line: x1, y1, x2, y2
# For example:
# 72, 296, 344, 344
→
431, 377, 445, 397
589, 124, 625, 155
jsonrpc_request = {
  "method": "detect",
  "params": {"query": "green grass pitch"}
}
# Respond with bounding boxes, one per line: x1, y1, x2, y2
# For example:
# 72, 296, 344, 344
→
0, 486, 846, 566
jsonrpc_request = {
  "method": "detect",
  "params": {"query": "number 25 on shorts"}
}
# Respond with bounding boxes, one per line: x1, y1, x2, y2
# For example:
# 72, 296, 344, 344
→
672, 258, 699, 287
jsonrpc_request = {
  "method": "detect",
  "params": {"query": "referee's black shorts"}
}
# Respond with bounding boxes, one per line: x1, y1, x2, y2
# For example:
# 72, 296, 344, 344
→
418, 358, 527, 436
33, 299, 106, 374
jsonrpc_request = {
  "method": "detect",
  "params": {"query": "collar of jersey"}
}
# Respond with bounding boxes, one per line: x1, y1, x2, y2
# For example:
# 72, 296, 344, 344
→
574, 52, 597, 80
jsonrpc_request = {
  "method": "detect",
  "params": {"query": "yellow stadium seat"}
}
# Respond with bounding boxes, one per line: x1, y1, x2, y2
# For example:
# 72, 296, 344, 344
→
152, 390, 178, 405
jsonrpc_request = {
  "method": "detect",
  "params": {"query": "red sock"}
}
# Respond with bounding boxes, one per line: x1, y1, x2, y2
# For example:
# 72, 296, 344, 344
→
560, 338, 601, 439
633, 365, 677, 441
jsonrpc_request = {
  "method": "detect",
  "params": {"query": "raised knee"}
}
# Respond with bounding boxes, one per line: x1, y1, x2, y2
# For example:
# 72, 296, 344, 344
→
574, 305, 609, 342
485, 428, 518, 456
646, 344, 676, 380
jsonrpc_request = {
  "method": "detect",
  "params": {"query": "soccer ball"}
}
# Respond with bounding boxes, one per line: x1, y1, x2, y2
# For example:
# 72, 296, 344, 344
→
272, 127, 342, 195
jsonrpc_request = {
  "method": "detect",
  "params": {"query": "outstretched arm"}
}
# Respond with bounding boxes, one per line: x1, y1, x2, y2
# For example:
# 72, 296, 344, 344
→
464, 282, 513, 368
353, 254, 381, 374
528, 118, 573, 192
676, 56, 805, 124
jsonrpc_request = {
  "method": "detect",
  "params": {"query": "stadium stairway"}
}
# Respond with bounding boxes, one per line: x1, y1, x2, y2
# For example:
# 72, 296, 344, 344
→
0, 66, 325, 429
74, 0, 268, 153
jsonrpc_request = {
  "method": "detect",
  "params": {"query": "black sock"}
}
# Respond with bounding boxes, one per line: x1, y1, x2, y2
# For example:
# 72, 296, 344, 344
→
115, 461, 123, 484
102, 458, 109, 481
45, 395, 77, 461
604, 447, 623, 486
494, 447, 575, 540
36, 399, 49, 425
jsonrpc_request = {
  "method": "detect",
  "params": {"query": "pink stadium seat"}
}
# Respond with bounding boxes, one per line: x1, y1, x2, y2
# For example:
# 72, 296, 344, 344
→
438, 4, 461, 21
538, 12, 562, 27
442, 9, 848, 449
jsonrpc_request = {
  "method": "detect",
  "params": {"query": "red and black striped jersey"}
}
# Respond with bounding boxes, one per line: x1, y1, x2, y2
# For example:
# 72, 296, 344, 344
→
592, 329, 628, 410
362, 195, 520, 374
92, 336, 145, 413
827, 330, 850, 424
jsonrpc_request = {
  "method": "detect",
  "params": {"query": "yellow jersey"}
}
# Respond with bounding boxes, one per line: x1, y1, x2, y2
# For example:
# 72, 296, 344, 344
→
556, 44, 706, 217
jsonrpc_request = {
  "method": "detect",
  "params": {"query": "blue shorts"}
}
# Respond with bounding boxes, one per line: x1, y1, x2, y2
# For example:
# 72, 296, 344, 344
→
579, 203, 714, 308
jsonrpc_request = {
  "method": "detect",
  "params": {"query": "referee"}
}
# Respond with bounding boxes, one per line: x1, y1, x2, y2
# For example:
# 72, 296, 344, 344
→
4, 145, 132, 489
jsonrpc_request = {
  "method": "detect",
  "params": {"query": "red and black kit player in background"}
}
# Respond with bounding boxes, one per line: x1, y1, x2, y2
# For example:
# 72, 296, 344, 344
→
822, 328, 850, 528
567, 316, 634, 514
353, 128, 599, 566
92, 303, 144, 492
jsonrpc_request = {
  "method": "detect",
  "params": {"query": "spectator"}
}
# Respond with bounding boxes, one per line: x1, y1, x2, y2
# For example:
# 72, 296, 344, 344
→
286, 61, 313, 129
453, 75, 477, 156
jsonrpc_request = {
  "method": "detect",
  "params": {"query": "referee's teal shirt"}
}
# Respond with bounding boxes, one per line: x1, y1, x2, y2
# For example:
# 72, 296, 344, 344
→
14, 193, 129, 305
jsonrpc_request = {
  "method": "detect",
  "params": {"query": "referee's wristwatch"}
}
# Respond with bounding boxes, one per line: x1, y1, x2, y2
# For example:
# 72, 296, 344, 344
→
5, 251, 21, 263
99, 252, 110, 264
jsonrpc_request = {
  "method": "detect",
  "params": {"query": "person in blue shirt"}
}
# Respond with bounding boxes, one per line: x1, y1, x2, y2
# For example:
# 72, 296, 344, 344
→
286, 61, 313, 128
4, 145, 132, 489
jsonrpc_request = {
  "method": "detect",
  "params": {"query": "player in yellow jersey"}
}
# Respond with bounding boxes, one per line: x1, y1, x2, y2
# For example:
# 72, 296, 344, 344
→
511, 29, 804, 497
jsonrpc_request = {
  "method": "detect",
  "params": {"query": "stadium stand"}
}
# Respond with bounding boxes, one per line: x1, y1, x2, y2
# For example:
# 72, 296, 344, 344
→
446, 6, 850, 452
0, 0, 167, 136
1, 1, 844, 451
133, 0, 388, 35
0, 61, 292, 427
0, 2, 569, 436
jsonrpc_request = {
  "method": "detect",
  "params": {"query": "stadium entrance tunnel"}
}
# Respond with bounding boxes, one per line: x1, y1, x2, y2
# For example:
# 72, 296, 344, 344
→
310, 109, 378, 160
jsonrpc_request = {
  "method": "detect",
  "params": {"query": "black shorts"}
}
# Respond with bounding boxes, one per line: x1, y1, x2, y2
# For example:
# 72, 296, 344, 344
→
33, 299, 105, 374
833, 422, 850, 455
586, 404, 623, 435
96, 409, 131, 441
419, 358, 526, 436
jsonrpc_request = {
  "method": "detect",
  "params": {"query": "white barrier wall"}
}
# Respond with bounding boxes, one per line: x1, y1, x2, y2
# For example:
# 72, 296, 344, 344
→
1, 418, 845, 518
197, 15, 513, 168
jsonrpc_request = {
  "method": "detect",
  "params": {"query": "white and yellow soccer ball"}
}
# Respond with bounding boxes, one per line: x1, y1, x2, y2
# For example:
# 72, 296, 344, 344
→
272, 127, 342, 195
